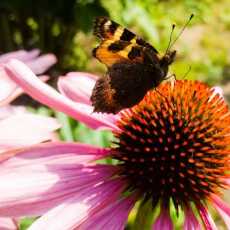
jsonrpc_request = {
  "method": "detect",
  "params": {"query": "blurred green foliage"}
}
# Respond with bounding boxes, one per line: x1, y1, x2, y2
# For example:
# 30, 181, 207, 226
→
1, 0, 229, 84
100, 0, 230, 85
0, 0, 108, 71
19, 218, 37, 230
1, 0, 229, 229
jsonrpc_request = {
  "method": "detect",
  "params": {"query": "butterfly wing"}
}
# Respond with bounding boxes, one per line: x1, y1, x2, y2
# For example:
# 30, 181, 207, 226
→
91, 17, 162, 113
93, 40, 150, 66
93, 17, 160, 67
93, 17, 158, 53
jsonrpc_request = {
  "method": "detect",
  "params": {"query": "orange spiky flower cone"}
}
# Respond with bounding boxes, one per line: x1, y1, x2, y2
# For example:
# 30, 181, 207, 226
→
113, 80, 230, 229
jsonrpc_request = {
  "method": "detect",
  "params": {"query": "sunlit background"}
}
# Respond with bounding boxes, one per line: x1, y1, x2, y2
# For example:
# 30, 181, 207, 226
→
0, 0, 229, 229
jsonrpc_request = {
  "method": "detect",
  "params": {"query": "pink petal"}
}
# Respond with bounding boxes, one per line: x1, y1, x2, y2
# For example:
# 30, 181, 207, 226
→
79, 195, 136, 230
0, 49, 40, 63
183, 207, 201, 230
209, 86, 225, 104
58, 72, 97, 105
0, 113, 60, 151
58, 73, 120, 124
152, 206, 173, 230
0, 49, 54, 104
212, 86, 224, 97
196, 203, 218, 230
26, 54, 57, 75
0, 68, 17, 101
0, 75, 49, 107
0, 106, 27, 120
4, 59, 118, 130
211, 194, 230, 229
0, 165, 115, 217
28, 179, 125, 230
225, 178, 230, 186
0, 142, 111, 164
0, 87, 22, 106
0, 142, 115, 217
0, 217, 18, 230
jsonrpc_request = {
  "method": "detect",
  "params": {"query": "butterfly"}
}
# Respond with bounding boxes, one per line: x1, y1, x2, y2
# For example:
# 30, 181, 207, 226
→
90, 16, 177, 114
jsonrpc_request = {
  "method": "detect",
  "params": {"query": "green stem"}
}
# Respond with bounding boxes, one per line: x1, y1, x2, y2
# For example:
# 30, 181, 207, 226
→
54, 111, 74, 141
132, 200, 154, 230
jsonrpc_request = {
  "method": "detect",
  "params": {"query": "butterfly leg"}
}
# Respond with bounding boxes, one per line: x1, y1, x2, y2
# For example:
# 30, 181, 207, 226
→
165, 73, 176, 81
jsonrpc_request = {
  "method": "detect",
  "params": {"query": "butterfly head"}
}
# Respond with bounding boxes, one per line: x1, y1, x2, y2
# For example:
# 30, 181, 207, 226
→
161, 50, 176, 66
160, 14, 193, 71
159, 50, 176, 78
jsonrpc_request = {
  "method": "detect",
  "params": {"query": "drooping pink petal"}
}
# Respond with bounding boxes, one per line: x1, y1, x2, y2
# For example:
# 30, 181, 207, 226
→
4, 59, 119, 130
58, 72, 97, 105
0, 143, 115, 217
211, 194, 230, 229
0, 217, 18, 230
0, 75, 49, 107
28, 179, 125, 230
26, 54, 57, 75
0, 113, 60, 151
183, 207, 201, 230
196, 203, 218, 230
79, 195, 136, 230
0, 49, 40, 63
0, 50, 55, 104
152, 206, 173, 230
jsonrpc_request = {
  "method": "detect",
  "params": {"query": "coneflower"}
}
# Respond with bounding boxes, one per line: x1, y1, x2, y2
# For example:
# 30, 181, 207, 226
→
113, 80, 230, 228
0, 59, 229, 230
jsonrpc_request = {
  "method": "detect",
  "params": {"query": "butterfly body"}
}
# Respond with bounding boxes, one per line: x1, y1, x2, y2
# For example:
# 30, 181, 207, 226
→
91, 17, 176, 114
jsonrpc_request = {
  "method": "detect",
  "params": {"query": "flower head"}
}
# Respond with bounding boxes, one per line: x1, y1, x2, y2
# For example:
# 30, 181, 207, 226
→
113, 80, 229, 211
0, 60, 229, 229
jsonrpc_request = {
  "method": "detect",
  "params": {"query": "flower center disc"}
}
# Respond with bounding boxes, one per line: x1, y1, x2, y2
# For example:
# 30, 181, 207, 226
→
113, 81, 230, 208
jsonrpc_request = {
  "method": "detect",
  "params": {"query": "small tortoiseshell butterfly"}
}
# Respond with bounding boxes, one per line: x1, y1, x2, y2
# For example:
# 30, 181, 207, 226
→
91, 16, 192, 114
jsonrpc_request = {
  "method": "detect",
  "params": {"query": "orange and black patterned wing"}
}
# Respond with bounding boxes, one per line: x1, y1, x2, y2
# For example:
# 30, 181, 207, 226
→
93, 17, 159, 67
92, 39, 151, 66
93, 17, 158, 54
91, 17, 164, 114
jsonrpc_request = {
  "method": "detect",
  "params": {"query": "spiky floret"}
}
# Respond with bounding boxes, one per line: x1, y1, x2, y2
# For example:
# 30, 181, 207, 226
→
112, 80, 230, 210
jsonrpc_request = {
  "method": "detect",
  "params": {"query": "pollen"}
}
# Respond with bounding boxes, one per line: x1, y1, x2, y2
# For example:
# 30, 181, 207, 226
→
113, 80, 230, 209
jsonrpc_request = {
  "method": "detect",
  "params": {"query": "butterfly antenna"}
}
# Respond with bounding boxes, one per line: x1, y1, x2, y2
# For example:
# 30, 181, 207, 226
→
165, 24, 176, 55
168, 14, 194, 51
